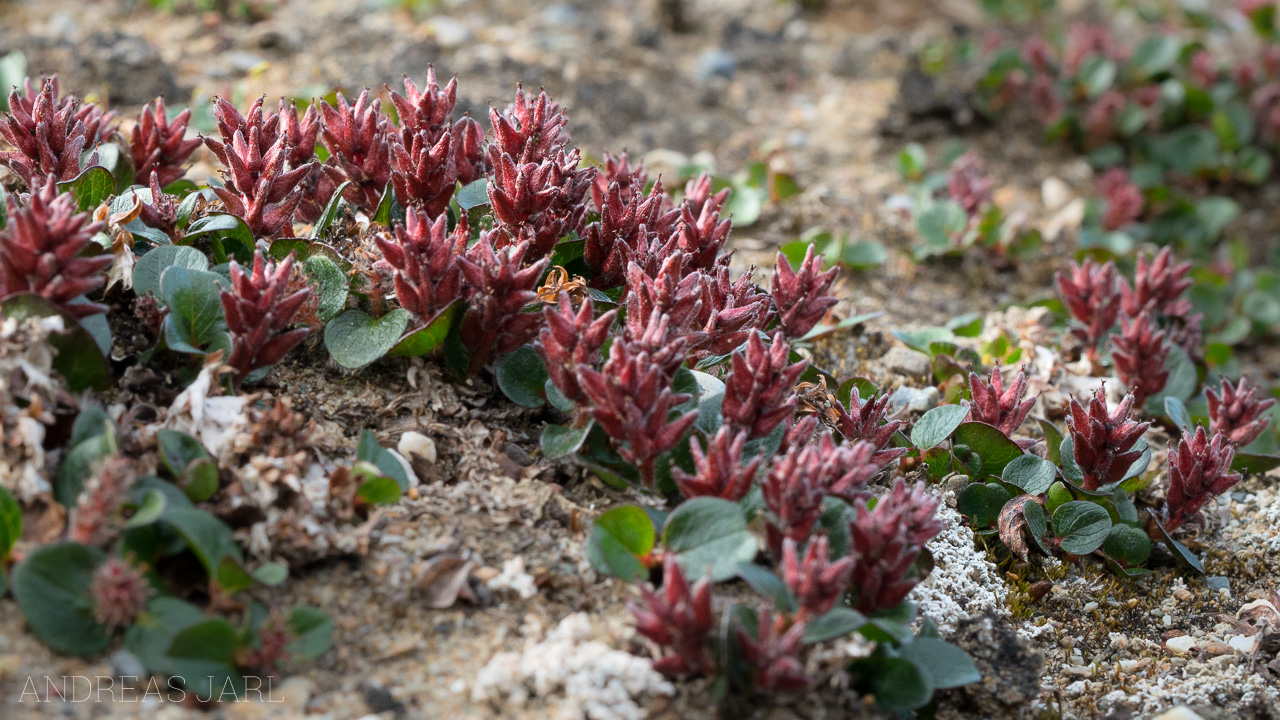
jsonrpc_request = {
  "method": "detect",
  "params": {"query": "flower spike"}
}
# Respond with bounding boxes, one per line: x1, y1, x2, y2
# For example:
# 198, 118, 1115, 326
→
1206, 376, 1276, 447
1163, 425, 1242, 531
630, 554, 715, 676
220, 252, 312, 386
671, 427, 759, 502
0, 176, 110, 317
770, 245, 838, 338
1065, 387, 1150, 491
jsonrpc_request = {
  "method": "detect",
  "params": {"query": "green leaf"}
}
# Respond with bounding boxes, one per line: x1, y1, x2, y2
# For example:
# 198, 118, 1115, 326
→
302, 255, 349, 323
724, 184, 765, 226
910, 405, 969, 449
1002, 454, 1057, 495
323, 308, 411, 369
356, 473, 402, 505
1045, 481, 1072, 514
899, 637, 982, 690
586, 506, 655, 582
1102, 524, 1151, 567
915, 201, 966, 251
0, 184, 7, 231
134, 245, 209, 298
285, 606, 333, 659
165, 618, 243, 701
495, 345, 549, 408
735, 563, 798, 615
123, 489, 167, 529
946, 312, 984, 337
11, 542, 110, 655
54, 425, 116, 507
662, 497, 757, 582
124, 597, 205, 675
1232, 452, 1280, 475
804, 606, 866, 643
1164, 396, 1193, 432
1023, 499, 1051, 555
157, 429, 211, 479
161, 266, 229, 355
0, 486, 20, 557
1078, 56, 1117, 98
456, 179, 489, 210
184, 214, 255, 264
1148, 517, 1204, 574
892, 327, 955, 355
355, 430, 409, 491
56, 165, 116, 211
1052, 501, 1112, 555
309, 181, 352, 239
388, 301, 462, 357
373, 182, 396, 226
1195, 197, 1240, 240
0, 51, 26, 114
957, 482, 1012, 528
542, 422, 593, 459
0, 294, 111, 392
1127, 35, 1181, 81
840, 240, 888, 270
181, 460, 220, 502
851, 654, 932, 710
160, 508, 242, 580
953, 422, 1024, 476
252, 562, 288, 587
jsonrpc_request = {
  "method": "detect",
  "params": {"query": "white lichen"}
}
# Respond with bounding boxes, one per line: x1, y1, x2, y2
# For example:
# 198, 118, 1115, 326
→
470, 613, 673, 720
487, 557, 538, 599
910, 501, 1008, 634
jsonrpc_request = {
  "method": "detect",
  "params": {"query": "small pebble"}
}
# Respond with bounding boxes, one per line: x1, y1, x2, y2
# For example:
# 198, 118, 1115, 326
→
1165, 636, 1196, 655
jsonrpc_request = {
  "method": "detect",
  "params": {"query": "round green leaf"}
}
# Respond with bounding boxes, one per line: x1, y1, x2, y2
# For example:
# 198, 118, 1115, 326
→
662, 497, 757, 582
123, 489, 167, 529
56, 165, 116, 211
910, 405, 969, 450
735, 562, 798, 615
1002, 454, 1057, 495
957, 482, 1012, 528
184, 214, 255, 264
388, 301, 462, 357
803, 606, 866, 644
356, 471, 402, 505
12, 542, 110, 655
323, 308, 411, 369
286, 606, 333, 659
542, 422, 592, 459
165, 618, 243, 701
854, 655, 932, 710
1102, 524, 1151, 567
241, 563, 284, 589
1231, 452, 1280, 475
456, 178, 489, 210
495, 345, 549, 408
586, 505, 655, 582
134, 245, 209, 298
954, 421, 1024, 476
160, 266, 229, 355
302, 255, 349, 323
898, 637, 982, 690
160, 507, 242, 578
1051, 501, 1112, 555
